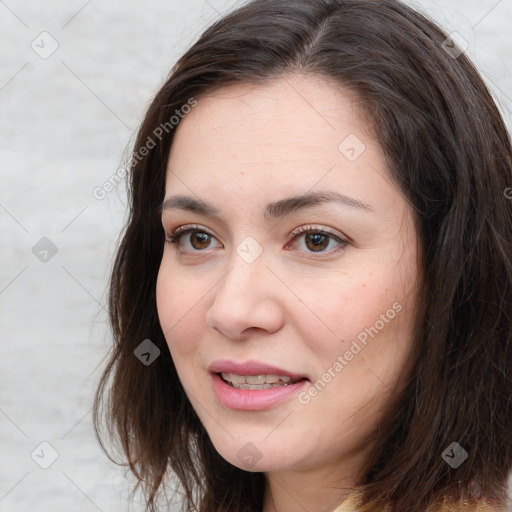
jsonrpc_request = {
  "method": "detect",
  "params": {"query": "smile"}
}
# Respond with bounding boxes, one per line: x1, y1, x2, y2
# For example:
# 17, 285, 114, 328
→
219, 372, 303, 389
211, 373, 309, 411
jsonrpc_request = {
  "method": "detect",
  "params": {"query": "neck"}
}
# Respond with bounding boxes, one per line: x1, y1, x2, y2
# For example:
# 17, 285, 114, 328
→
262, 457, 364, 512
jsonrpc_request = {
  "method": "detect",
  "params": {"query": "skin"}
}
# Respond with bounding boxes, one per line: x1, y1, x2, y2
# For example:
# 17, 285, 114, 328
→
156, 74, 421, 512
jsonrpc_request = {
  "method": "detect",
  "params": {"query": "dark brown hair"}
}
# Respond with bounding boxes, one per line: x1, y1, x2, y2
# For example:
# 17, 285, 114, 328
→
93, 1, 512, 510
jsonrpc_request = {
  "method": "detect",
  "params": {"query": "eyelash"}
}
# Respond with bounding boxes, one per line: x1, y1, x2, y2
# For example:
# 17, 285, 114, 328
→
164, 224, 349, 255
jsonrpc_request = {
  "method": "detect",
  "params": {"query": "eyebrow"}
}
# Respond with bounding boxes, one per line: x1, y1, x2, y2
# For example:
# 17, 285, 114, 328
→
161, 190, 373, 220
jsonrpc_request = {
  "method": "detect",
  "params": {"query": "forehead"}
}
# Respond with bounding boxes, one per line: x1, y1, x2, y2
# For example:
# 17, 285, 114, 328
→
165, 74, 397, 212
168, 74, 371, 166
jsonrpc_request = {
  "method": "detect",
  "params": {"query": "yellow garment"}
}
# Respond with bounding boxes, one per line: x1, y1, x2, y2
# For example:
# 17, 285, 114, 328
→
333, 488, 508, 512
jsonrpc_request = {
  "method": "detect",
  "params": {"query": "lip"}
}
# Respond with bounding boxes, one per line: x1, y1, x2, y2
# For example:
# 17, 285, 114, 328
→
208, 359, 308, 380
208, 359, 310, 411
210, 373, 309, 410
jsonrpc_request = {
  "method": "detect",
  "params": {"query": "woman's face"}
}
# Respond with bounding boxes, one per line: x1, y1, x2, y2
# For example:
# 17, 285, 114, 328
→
156, 74, 420, 480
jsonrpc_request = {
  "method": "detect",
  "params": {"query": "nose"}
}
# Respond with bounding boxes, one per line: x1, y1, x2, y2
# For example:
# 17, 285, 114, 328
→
205, 252, 285, 340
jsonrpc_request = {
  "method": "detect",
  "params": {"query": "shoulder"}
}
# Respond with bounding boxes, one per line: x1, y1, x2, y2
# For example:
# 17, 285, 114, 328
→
432, 499, 509, 512
332, 489, 509, 512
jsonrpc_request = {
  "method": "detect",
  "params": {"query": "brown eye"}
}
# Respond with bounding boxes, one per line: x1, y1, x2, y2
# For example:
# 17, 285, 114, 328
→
166, 226, 222, 252
287, 226, 349, 255
189, 232, 212, 250
305, 233, 329, 252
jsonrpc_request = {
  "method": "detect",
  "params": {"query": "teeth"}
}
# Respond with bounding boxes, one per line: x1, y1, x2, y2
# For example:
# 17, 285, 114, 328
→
220, 372, 300, 389
246, 375, 266, 385
226, 373, 246, 385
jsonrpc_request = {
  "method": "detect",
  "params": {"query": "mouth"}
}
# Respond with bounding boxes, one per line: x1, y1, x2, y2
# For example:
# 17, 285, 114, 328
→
217, 372, 306, 390
208, 359, 310, 410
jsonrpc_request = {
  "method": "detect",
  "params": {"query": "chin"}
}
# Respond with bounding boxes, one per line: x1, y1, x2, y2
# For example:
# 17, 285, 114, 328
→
209, 433, 305, 473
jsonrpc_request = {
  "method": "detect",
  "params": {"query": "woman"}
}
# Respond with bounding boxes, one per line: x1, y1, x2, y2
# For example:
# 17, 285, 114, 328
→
94, 1, 512, 510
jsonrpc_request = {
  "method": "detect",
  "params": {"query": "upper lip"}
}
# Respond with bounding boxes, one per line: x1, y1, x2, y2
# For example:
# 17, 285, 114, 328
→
209, 359, 309, 380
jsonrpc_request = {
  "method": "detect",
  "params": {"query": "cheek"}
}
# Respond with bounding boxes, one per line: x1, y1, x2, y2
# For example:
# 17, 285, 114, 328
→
305, 292, 413, 428
335, 241, 418, 348
156, 263, 207, 357
295, 270, 405, 346
301, 265, 417, 392
335, 286, 416, 400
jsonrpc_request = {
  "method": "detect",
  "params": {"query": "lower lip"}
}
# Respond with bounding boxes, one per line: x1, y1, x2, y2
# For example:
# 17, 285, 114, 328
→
211, 373, 309, 411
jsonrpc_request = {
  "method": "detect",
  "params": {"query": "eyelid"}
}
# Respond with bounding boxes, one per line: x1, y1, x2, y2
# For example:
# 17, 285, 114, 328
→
164, 223, 350, 254
285, 224, 350, 254
288, 224, 347, 241
172, 224, 216, 238
164, 224, 221, 245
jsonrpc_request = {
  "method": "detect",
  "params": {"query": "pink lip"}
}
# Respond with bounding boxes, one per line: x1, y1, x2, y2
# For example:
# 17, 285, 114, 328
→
208, 359, 307, 380
208, 359, 310, 411
210, 373, 309, 410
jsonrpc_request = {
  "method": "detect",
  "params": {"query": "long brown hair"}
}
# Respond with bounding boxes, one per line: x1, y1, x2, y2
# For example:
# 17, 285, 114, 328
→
93, 1, 512, 510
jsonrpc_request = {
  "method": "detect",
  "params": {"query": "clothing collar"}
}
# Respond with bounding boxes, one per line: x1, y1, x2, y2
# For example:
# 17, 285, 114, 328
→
331, 488, 505, 512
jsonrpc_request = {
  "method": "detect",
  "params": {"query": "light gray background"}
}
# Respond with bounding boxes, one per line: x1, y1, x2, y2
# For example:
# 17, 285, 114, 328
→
1, 1, 511, 511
